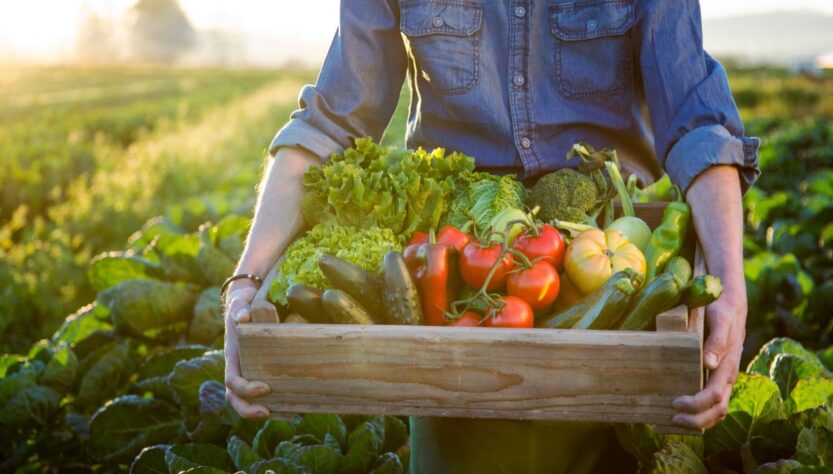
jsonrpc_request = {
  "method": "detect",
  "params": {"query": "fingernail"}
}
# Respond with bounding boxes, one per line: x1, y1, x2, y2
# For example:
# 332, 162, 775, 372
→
672, 415, 683, 425
255, 385, 269, 396
705, 352, 719, 368
672, 399, 683, 410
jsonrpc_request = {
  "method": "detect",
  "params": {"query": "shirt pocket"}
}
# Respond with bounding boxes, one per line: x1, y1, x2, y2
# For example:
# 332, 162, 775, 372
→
400, 0, 483, 95
550, 0, 634, 98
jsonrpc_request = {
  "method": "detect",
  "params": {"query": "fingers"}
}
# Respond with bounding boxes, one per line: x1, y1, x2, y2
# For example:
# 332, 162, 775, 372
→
703, 303, 734, 370
673, 344, 741, 415
225, 286, 258, 323
226, 388, 270, 420
225, 374, 270, 399
673, 382, 733, 430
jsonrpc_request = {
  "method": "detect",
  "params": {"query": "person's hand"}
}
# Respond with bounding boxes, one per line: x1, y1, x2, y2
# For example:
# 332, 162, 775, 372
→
671, 292, 747, 430
223, 279, 271, 419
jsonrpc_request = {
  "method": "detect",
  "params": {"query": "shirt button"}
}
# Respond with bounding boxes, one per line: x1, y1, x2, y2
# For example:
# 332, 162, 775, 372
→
587, 19, 598, 31
432, 16, 444, 27
515, 6, 526, 18
521, 137, 531, 149
513, 74, 525, 86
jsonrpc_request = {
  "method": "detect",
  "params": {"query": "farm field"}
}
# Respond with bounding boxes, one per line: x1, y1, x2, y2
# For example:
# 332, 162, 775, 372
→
1, 65, 833, 472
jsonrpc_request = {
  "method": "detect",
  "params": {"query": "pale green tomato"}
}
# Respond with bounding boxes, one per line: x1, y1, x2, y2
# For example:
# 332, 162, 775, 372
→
606, 216, 651, 251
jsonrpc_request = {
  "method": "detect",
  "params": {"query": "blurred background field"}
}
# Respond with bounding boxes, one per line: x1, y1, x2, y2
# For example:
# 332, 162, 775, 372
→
2, 0, 833, 472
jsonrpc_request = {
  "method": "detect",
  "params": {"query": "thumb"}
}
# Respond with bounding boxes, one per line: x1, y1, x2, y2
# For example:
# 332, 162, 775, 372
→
704, 304, 732, 370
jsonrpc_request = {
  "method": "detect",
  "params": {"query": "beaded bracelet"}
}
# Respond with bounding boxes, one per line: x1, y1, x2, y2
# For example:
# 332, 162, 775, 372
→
220, 273, 264, 300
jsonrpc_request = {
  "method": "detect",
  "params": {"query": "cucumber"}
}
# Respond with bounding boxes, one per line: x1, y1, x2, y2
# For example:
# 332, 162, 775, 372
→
618, 271, 686, 331
382, 251, 424, 325
664, 256, 692, 284
286, 284, 330, 323
318, 254, 385, 322
537, 270, 634, 329
283, 314, 310, 324
684, 275, 723, 309
321, 289, 375, 325
572, 277, 638, 330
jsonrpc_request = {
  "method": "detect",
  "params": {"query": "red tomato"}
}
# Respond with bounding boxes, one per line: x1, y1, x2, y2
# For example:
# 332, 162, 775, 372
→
512, 225, 566, 269
448, 312, 483, 327
408, 231, 430, 247
460, 242, 515, 291
484, 296, 534, 328
506, 261, 561, 310
436, 226, 472, 253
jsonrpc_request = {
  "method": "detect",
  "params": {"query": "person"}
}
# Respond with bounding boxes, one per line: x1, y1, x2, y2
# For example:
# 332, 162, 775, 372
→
222, 0, 760, 472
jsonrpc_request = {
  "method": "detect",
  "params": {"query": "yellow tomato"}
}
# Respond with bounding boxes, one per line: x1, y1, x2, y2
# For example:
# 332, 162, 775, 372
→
564, 228, 646, 295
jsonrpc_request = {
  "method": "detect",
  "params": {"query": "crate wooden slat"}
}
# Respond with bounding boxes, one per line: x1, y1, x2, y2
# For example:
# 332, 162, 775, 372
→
238, 202, 706, 434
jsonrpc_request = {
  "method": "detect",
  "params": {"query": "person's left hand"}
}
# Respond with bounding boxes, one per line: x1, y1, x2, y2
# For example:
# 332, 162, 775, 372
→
671, 294, 747, 430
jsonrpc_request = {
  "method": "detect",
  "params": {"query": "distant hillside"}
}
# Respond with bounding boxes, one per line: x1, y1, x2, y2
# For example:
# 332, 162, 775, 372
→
703, 11, 833, 65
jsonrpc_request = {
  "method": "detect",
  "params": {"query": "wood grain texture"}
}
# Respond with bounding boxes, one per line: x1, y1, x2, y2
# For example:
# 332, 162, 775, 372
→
238, 324, 701, 433
656, 305, 688, 332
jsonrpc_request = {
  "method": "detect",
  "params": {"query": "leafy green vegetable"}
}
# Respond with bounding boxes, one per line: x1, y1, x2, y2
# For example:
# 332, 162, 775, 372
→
88, 250, 161, 292
301, 137, 475, 235
39, 345, 78, 391
99, 278, 199, 340
227, 435, 264, 472
268, 222, 400, 306
164, 443, 235, 473
188, 287, 224, 345
167, 350, 224, 413
528, 168, 599, 224
129, 444, 171, 474
443, 172, 526, 233
88, 395, 184, 463
296, 413, 348, 448
50, 303, 112, 346
253, 419, 296, 459
196, 225, 236, 286
77, 340, 136, 409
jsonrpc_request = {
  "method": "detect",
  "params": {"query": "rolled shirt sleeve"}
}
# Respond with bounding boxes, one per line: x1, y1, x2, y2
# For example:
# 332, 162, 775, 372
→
634, 0, 761, 195
268, 0, 408, 159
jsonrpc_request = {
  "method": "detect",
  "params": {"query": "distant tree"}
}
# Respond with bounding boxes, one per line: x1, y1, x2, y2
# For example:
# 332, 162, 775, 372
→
75, 12, 118, 64
125, 0, 195, 63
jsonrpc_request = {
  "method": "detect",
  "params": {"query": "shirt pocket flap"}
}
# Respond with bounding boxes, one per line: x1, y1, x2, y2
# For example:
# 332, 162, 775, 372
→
400, 1, 483, 37
551, 1, 634, 41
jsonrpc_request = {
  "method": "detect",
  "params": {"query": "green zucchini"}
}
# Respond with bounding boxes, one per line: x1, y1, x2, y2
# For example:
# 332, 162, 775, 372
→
382, 251, 424, 325
537, 270, 634, 329
664, 256, 692, 284
321, 289, 375, 325
618, 271, 686, 331
286, 284, 330, 323
572, 277, 638, 330
683, 275, 723, 309
318, 254, 385, 322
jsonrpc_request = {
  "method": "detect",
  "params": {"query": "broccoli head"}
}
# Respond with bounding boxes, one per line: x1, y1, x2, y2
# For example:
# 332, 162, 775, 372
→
528, 169, 598, 223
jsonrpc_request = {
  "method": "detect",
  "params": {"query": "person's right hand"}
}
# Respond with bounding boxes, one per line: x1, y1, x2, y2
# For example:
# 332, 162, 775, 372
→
223, 279, 271, 419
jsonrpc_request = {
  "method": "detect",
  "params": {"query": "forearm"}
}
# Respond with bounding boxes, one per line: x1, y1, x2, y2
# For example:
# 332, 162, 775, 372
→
235, 147, 321, 278
685, 165, 748, 317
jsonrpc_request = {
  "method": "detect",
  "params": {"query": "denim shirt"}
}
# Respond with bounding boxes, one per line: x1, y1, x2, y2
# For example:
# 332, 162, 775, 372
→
269, 0, 761, 195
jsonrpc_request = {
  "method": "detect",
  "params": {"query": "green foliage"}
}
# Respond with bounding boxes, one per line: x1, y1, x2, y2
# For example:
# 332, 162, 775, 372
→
528, 168, 599, 223
444, 172, 527, 232
301, 136, 476, 235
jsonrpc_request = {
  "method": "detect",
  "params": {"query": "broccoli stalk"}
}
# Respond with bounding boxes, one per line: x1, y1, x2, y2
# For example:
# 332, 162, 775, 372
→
604, 161, 635, 217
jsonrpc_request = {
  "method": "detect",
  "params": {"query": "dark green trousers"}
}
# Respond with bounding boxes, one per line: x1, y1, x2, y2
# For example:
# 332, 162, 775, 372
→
408, 417, 635, 474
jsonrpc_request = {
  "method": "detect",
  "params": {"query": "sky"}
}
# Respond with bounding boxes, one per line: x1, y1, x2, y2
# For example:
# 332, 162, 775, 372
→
0, 0, 832, 65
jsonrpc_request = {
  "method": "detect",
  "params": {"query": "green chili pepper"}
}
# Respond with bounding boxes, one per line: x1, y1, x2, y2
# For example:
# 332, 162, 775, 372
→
644, 193, 691, 281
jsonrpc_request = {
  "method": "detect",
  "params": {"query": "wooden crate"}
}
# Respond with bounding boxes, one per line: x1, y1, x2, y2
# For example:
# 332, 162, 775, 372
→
239, 203, 706, 434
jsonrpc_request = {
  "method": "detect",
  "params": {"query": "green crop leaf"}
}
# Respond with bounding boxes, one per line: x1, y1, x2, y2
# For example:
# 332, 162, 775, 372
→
254, 419, 296, 458
196, 225, 236, 286
167, 350, 224, 413
705, 373, 784, 456
648, 442, 708, 474
211, 214, 250, 258
88, 395, 183, 464
227, 435, 264, 472
39, 345, 79, 391
296, 413, 347, 448
748, 338, 826, 376
369, 452, 404, 474
287, 444, 343, 474
188, 287, 223, 346
100, 278, 199, 340
77, 340, 136, 410
198, 380, 226, 416
88, 250, 160, 292
341, 418, 385, 474
249, 458, 307, 474
789, 378, 833, 414
164, 443, 234, 473
129, 444, 171, 474
795, 427, 833, 467
149, 231, 203, 283
0, 385, 62, 429
614, 424, 704, 465
51, 303, 112, 346
381, 416, 409, 453
138, 345, 210, 380
135, 376, 175, 402
752, 459, 805, 473
771, 354, 828, 400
